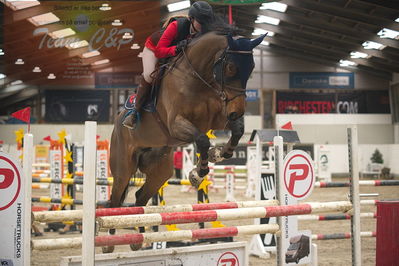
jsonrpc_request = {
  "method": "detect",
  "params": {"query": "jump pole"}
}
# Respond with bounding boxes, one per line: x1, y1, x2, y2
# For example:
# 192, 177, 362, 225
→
274, 135, 285, 266
82, 121, 97, 266
96, 201, 352, 229
348, 125, 361, 266
23, 133, 33, 266
33, 200, 279, 223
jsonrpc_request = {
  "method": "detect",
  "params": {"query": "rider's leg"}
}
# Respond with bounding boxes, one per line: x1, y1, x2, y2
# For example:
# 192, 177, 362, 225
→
123, 47, 157, 129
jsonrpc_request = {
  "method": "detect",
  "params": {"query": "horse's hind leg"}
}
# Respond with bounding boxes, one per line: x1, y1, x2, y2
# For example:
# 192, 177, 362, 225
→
130, 147, 174, 250
170, 115, 210, 187
102, 130, 137, 253
135, 147, 174, 206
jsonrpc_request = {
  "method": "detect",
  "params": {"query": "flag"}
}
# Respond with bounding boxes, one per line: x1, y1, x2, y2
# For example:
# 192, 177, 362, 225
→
43, 136, 52, 142
281, 121, 293, 130
11, 107, 31, 123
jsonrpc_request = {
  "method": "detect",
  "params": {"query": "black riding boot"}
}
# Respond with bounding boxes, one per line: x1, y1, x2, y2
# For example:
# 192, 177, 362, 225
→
123, 76, 152, 129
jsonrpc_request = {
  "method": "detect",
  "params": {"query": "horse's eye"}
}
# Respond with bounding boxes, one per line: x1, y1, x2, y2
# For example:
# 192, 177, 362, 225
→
225, 63, 237, 77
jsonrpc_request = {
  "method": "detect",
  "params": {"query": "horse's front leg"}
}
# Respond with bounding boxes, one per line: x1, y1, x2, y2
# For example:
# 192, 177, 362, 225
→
209, 116, 244, 163
170, 115, 210, 187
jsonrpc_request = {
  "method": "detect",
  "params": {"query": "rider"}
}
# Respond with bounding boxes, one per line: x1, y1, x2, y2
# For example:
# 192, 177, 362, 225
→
123, 1, 215, 129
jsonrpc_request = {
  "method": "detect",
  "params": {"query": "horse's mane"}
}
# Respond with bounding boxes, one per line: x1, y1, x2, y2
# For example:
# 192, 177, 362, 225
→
207, 15, 243, 36
188, 15, 242, 47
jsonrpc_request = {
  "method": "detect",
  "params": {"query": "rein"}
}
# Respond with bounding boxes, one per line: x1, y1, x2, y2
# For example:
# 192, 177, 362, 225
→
182, 47, 252, 103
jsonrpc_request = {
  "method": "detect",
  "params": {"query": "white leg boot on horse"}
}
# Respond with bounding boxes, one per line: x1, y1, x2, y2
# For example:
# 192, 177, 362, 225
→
122, 76, 152, 130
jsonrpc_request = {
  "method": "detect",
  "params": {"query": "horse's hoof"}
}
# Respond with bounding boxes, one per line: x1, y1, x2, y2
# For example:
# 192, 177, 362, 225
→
130, 243, 143, 251
208, 147, 224, 163
189, 169, 204, 188
102, 246, 114, 253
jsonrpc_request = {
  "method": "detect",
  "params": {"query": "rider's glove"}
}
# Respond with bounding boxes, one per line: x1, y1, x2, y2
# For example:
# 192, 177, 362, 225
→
175, 39, 189, 54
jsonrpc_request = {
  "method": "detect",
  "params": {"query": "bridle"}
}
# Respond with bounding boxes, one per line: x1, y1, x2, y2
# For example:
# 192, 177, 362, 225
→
182, 46, 253, 103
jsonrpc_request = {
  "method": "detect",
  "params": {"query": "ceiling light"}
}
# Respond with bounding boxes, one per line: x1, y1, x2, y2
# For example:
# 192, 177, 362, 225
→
362, 41, 385, 50
339, 60, 357, 67
91, 59, 110, 66
377, 28, 399, 40
255, 15, 280, 26
99, 3, 111, 11
112, 19, 122, 26
123, 32, 133, 39
252, 28, 267, 36
167, 1, 190, 12
28, 12, 60, 26
49, 28, 76, 39
67, 40, 89, 49
47, 73, 56, 79
33, 67, 42, 73
0, 49, 4, 56
350, 51, 369, 59
11, 80, 23, 86
0, 74, 6, 79
7, 0, 40, 11
260, 2, 287, 12
396, 18, 399, 23
261, 41, 270, 46
15, 59, 25, 65
82, 50, 101, 58
130, 43, 140, 50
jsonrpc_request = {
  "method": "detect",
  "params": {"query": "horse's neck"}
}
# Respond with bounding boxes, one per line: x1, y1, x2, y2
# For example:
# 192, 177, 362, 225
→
186, 33, 227, 80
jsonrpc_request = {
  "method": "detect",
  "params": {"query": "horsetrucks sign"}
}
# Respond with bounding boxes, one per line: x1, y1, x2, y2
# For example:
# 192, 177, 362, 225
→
283, 150, 315, 200
282, 150, 314, 265
0, 152, 26, 265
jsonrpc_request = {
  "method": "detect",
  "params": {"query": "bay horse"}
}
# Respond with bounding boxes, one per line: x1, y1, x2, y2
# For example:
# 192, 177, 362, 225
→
104, 31, 265, 252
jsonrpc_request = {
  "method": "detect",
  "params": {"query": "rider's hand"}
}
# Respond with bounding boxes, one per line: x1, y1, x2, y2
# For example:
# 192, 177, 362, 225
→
175, 39, 189, 54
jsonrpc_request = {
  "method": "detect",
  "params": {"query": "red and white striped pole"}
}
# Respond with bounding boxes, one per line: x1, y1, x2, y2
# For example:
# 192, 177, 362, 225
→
97, 201, 352, 229
31, 224, 279, 251
33, 200, 279, 223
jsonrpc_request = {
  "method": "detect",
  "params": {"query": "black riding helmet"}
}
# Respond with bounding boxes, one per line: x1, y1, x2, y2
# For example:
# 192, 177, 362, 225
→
188, 1, 214, 24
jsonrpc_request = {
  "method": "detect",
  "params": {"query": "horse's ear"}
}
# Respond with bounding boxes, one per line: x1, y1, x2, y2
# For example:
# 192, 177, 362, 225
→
227, 34, 237, 50
250, 33, 267, 49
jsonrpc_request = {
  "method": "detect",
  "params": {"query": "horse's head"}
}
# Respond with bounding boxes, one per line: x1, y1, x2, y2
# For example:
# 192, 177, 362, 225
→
213, 34, 266, 121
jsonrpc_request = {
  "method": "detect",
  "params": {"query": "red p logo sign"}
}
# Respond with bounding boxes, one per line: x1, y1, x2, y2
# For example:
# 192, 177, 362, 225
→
287, 164, 309, 194
0, 169, 14, 189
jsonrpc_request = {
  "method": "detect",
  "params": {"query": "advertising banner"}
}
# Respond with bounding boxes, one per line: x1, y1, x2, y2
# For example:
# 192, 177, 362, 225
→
277, 91, 335, 114
277, 90, 390, 114
4, 1, 159, 87
45, 90, 110, 122
289, 72, 354, 89
0, 153, 26, 265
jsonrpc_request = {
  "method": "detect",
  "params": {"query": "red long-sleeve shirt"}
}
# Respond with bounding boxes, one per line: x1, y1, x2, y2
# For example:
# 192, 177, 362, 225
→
145, 21, 180, 58
155, 21, 179, 58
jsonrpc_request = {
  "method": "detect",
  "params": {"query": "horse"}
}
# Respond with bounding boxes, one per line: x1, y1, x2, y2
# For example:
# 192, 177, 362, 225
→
104, 31, 266, 252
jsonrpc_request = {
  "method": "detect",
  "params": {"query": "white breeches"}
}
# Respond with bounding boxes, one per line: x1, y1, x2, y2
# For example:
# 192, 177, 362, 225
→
142, 47, 158, 83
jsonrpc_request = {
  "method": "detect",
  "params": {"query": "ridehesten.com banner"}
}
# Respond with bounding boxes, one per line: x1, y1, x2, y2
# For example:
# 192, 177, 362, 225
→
277, 90, 390, 114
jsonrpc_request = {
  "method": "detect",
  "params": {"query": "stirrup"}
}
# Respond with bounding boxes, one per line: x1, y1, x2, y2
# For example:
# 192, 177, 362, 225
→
122, 110, 140, 130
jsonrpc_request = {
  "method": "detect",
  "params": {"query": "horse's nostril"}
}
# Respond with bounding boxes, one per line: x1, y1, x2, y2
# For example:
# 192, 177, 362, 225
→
228, 112, 239, 121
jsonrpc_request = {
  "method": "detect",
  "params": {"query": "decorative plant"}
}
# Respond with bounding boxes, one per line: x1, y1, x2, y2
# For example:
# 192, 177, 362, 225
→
370, 149, 383, 164
370, 149, 391, 179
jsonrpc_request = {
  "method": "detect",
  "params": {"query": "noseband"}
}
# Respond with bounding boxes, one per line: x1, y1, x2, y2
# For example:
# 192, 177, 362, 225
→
182, 47, 252, 103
